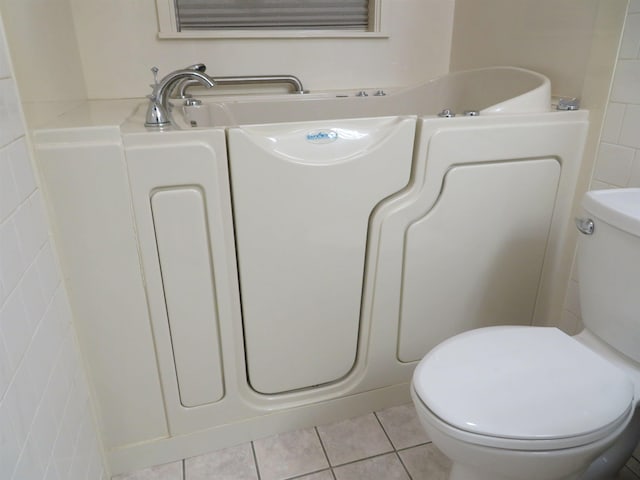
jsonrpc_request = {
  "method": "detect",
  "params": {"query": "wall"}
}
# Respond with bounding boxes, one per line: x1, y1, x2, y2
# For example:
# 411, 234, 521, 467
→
0, 13, 106, 480
68, 0, 455, 99
562, 0, 640, 333
0, 0, 87, 127
450, 0, 609, 99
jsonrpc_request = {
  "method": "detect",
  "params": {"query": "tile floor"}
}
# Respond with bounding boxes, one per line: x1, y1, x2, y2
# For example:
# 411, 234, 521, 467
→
114, 403, 640, 480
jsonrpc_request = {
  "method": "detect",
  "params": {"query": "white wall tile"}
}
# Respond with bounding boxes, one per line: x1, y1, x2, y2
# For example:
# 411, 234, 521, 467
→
0, 333, 11, 398
0, 219, 25, 298
0, 289, 31, 369
0, 147, 19, 222
601, 102, 626, 143
51, 382, 85, 480
6, 365, 38, 447
0, 79, 23, 145
589, 179, 616, 190
0, 9, 105, 480
30, 401, 58, 471
629, 150, 640, 186
43, 462, 61, 480
0, 22, 10, 80
8, 138, 36, 201
13, 196, 48, 264
12, 435, 44, 480
25, 309, 61, 397
620, 104, 640, 147
630, 0, 640, 14
0, 399, 21, 478
593, 142, 634, 186
619, 14, 640, 59
611, 60, 640, 104
35, 243, 61, 303
19, 262, 46, 331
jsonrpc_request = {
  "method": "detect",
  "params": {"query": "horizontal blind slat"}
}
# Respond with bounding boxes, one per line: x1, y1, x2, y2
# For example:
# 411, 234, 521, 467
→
175, 0, 369, 31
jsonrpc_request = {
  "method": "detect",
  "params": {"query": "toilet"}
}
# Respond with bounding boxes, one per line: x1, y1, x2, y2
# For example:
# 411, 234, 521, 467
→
411, 188, 640, 480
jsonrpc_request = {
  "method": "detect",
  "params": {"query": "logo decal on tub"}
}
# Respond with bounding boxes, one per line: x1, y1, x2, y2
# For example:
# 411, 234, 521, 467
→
306, 129, 338, 144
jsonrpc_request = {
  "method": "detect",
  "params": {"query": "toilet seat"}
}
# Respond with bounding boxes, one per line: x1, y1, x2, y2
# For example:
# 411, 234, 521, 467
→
412, 326, 635, 449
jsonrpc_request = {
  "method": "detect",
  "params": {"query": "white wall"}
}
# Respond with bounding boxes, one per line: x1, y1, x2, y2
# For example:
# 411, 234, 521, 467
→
0, 14, 106, 480
0, 0, 87, 127
68, 0, 455, 99
450, 0, 606, 99
562, 0, 640, 333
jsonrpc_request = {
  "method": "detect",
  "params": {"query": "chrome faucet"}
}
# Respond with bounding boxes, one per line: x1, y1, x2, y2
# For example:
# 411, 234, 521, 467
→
145, 66, 215, 128
171, 63, 208, 99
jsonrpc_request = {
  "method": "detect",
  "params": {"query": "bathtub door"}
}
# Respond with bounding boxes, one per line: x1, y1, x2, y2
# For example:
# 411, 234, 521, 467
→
228, 116, 416, 394
397, 157, 561, 361
361, 114, 588, 368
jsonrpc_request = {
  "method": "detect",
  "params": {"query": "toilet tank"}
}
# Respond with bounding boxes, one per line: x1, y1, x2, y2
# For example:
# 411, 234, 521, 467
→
578, 188, 640, 363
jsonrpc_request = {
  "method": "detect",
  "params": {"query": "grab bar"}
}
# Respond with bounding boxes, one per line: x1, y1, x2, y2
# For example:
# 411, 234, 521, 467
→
211, 75, 306, 94
175, 74, 306, 98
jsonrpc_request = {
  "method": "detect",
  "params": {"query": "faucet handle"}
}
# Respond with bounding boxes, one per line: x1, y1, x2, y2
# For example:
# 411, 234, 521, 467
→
149, 66, 160, 94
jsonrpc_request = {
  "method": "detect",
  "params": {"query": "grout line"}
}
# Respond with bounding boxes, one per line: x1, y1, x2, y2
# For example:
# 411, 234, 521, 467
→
182, 459, 185, 480
313, 427, 338, 479
373, 411, 396, 450
373, 411, 415, 480
395, 451, 413, 480
284, 467, 334, 480
326, 450, 397, 469
623, 465, 640, 480
250, 441, 262, 480
314, 426, 333, 467
396, 441, 432, 453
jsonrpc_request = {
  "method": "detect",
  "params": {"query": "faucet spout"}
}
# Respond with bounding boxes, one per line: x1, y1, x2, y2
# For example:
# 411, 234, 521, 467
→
145, 68, 215, 128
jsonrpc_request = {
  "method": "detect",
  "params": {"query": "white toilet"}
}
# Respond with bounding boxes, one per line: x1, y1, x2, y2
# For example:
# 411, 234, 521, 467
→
411, 188, 640, 480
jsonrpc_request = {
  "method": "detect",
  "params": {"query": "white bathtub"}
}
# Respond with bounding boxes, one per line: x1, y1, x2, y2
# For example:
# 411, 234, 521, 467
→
127, 66, 552, 129
33, 67, 588, 475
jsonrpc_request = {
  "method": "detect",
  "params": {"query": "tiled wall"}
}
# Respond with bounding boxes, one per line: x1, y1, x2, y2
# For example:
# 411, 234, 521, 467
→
0, 16, 106, 480
560, 0, 640, 333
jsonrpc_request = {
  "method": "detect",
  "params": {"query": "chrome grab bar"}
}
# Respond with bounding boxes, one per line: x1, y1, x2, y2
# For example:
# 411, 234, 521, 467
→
209, 75, 306, 94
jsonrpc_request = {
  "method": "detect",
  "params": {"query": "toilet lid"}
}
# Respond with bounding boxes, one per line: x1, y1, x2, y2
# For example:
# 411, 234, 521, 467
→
413, 326, 634, 441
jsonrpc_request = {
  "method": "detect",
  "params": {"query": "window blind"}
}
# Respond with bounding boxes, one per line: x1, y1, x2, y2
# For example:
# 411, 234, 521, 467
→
175, 0, 370, 31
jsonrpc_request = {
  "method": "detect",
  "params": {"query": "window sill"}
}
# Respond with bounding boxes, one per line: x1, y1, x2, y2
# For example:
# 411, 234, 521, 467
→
157, 30, 390, 40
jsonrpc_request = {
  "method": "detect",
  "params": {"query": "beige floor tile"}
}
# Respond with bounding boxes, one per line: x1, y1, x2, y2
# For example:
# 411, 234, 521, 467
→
253, 427, 329, 480
296, 470, 335, 480
184, 442, 258, 480
626, 456, 640, 477
398, 443, 451, 480
376, 403, 430, 450
615, 466, 640, 479
113, 461, 183, 480
317, 414, 393, 466
333, 454, 409, 480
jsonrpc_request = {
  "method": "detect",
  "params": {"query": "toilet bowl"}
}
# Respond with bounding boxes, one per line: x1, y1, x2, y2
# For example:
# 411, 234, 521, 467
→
410, 188, 640, 480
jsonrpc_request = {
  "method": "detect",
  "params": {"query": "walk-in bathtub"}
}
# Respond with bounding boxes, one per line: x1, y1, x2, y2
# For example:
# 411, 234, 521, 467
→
33, 67, 588, 474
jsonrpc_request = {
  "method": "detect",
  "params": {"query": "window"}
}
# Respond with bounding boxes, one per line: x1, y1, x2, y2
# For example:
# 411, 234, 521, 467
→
155, 0, 388, 38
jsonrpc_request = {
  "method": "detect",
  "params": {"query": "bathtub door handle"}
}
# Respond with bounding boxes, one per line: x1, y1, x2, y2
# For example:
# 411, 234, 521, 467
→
575, 217, 594, 235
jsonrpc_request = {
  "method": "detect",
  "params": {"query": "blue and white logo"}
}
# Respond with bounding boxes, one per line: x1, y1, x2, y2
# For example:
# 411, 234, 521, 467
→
306, 129, 338, 144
